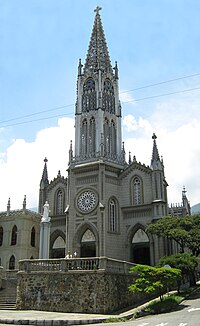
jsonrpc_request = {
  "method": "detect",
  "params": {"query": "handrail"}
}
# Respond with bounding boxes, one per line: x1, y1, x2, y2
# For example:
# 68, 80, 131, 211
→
18, 257, 135, 275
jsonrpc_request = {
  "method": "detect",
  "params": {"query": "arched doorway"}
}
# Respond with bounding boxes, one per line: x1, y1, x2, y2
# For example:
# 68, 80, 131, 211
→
131, 228, 150, 265
80, 229, 96, 257
51, 235, 65, 258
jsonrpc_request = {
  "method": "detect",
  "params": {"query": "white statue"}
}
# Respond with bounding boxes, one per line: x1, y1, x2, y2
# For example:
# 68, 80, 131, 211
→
41, 201, 51, 222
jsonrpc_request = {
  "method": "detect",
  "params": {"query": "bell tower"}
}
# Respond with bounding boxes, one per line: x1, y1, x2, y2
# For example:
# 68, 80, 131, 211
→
73, 7, 123, 165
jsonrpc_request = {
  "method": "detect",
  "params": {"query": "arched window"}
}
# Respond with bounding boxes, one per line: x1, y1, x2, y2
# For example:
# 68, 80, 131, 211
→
103, 118, 110, 155
82, 78, 96, 112
0, 226, 3, 246
109, 199, 118, 233
11, 225, 17, 245
89, 117, 96, 155
81, 118, 88, 156
133, 177, 142, 205
9, 255, 15, 270
110, 120, 116, 156
31, 227, 36, 247
102, 79, 115, 113
56, 190, 64, 215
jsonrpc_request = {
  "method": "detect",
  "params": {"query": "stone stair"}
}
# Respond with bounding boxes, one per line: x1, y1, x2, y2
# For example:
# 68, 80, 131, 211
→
0, 277, 17, 310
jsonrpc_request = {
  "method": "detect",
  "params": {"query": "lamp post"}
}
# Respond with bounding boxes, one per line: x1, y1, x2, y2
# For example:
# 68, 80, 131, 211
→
65, 205, 70, 257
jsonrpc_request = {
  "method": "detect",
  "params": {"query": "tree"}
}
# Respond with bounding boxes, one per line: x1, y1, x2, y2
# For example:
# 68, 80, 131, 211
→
146, 215, 200, 256
129, 264, 181, 301
157, 253, 198, 287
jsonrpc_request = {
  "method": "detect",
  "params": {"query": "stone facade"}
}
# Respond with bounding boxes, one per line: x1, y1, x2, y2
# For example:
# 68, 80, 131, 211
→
38, 8, 172, 266
16, 258, 150, 313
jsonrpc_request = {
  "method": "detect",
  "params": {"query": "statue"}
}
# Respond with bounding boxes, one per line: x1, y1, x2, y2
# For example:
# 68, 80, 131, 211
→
41, 201, 51, 222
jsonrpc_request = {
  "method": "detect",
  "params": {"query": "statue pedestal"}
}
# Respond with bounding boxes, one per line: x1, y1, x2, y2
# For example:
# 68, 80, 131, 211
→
39, 221, 51, 259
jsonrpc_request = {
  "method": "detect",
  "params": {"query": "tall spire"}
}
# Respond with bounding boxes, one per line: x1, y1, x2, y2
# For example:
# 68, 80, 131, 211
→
84, 6, 113, 75
40, 157, 49, 189
74, 7, 123, 166
151, 133, 162, 170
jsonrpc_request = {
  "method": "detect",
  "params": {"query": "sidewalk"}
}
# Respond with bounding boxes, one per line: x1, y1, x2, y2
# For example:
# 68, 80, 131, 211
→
0, 301, 150, 325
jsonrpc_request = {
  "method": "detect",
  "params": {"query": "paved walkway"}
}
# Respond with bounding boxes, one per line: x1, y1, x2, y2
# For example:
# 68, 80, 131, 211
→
0, 308, 138, 325
0, 302, 148, 325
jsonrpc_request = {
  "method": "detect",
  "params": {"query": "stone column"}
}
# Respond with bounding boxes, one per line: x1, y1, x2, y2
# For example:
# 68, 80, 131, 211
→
39, 201, 51, 259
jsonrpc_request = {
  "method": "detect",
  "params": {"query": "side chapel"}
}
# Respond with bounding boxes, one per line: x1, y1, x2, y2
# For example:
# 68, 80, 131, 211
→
38, 7, 172, 265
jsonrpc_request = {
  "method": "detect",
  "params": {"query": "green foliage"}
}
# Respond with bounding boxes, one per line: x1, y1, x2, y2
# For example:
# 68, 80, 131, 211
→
157, 253, 198, 273
129, 265, 181, 301
145, 295, 184, 314
146, 214, 200, 256
157, 253, 198, 287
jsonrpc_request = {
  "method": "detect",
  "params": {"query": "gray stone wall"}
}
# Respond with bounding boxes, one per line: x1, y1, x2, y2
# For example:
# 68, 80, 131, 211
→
16, 270, 146, 313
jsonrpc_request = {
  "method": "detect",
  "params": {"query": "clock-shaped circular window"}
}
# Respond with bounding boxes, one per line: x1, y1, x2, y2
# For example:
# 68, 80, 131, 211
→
77, 190, 98, 213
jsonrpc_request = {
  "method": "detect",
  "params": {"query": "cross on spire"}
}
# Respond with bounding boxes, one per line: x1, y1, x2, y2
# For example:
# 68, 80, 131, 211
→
152, 133, 157, 140
94, 6, 102, 14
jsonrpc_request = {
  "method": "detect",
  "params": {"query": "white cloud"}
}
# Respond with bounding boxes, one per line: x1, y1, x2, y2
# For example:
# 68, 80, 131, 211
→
1, 97, 200, 213
120, 90, 135, 104
124, 114, 200, 207
123, 114, 153, 134
0, 117, 74, 211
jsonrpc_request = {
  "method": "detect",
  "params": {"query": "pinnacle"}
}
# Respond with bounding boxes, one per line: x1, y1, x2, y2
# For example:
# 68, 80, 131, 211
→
151, 133, 160, 164
84, 8, 113, 75
41, 157, 49, 184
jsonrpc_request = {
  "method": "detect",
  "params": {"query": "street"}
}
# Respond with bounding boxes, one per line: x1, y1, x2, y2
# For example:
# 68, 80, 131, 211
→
93, 287, 200, 326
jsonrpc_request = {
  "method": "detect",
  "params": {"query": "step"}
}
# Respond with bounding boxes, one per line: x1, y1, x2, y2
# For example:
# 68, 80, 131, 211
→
0, 287, 17, 310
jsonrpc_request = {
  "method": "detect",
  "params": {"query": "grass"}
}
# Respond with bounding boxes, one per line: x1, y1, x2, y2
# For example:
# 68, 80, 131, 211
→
135, 285, 200, 317
144, 295, 184, 314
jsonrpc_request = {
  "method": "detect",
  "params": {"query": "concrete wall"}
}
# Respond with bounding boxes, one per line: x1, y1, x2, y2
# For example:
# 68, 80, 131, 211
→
16, 269, 146, 314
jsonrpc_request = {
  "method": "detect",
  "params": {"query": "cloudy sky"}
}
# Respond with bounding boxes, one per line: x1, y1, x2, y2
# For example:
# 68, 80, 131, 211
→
1, 0, 200, 211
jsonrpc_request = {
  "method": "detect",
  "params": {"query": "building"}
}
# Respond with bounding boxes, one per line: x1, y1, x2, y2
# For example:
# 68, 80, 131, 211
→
38, 7, 171, 266
168, 186, 191, 216
0, 196, 40, 270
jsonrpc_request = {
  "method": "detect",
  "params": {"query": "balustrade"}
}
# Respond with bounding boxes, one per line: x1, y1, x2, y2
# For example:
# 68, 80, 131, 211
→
18, 257, 135, 274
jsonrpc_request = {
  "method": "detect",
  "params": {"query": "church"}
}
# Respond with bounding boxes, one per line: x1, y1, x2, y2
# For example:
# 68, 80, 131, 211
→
38, 7, 172, 266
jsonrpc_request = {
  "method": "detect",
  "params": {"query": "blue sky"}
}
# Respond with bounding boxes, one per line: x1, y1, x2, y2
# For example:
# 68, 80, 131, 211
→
1, 0, 200, 210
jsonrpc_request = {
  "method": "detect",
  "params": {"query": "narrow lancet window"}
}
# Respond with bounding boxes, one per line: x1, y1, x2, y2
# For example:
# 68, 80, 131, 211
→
9, 255, 15, 270
109, 199, 118, 233
82, 78, 96, 112
11, 225, 17, 246
0, 226, 3, 246
102, 79, 115, 113
89, 117, 96, 155
133, 177, 142, 205
31, 227, 36, 247
56, 190, 64, 214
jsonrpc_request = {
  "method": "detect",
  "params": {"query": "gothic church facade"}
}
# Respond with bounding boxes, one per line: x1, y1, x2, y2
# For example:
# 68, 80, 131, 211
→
38, 8, 171, 265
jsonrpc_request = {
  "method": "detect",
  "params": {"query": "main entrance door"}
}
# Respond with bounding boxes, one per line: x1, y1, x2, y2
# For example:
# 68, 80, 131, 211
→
131, 228, 150, 265
80, 229, 96, 257
51, 235, 65, 258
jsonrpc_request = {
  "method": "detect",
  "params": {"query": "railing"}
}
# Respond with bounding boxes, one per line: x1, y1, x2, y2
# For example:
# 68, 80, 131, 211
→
18, 257, 136, 275
5, 270, 18, 279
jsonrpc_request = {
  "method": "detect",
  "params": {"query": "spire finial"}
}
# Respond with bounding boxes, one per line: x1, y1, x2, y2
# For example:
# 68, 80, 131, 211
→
152, 133, 157, 141
94, 6, 102, 14
23, 195, 26, 213
7, 198, 10, 216
129, 151, 131, 164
